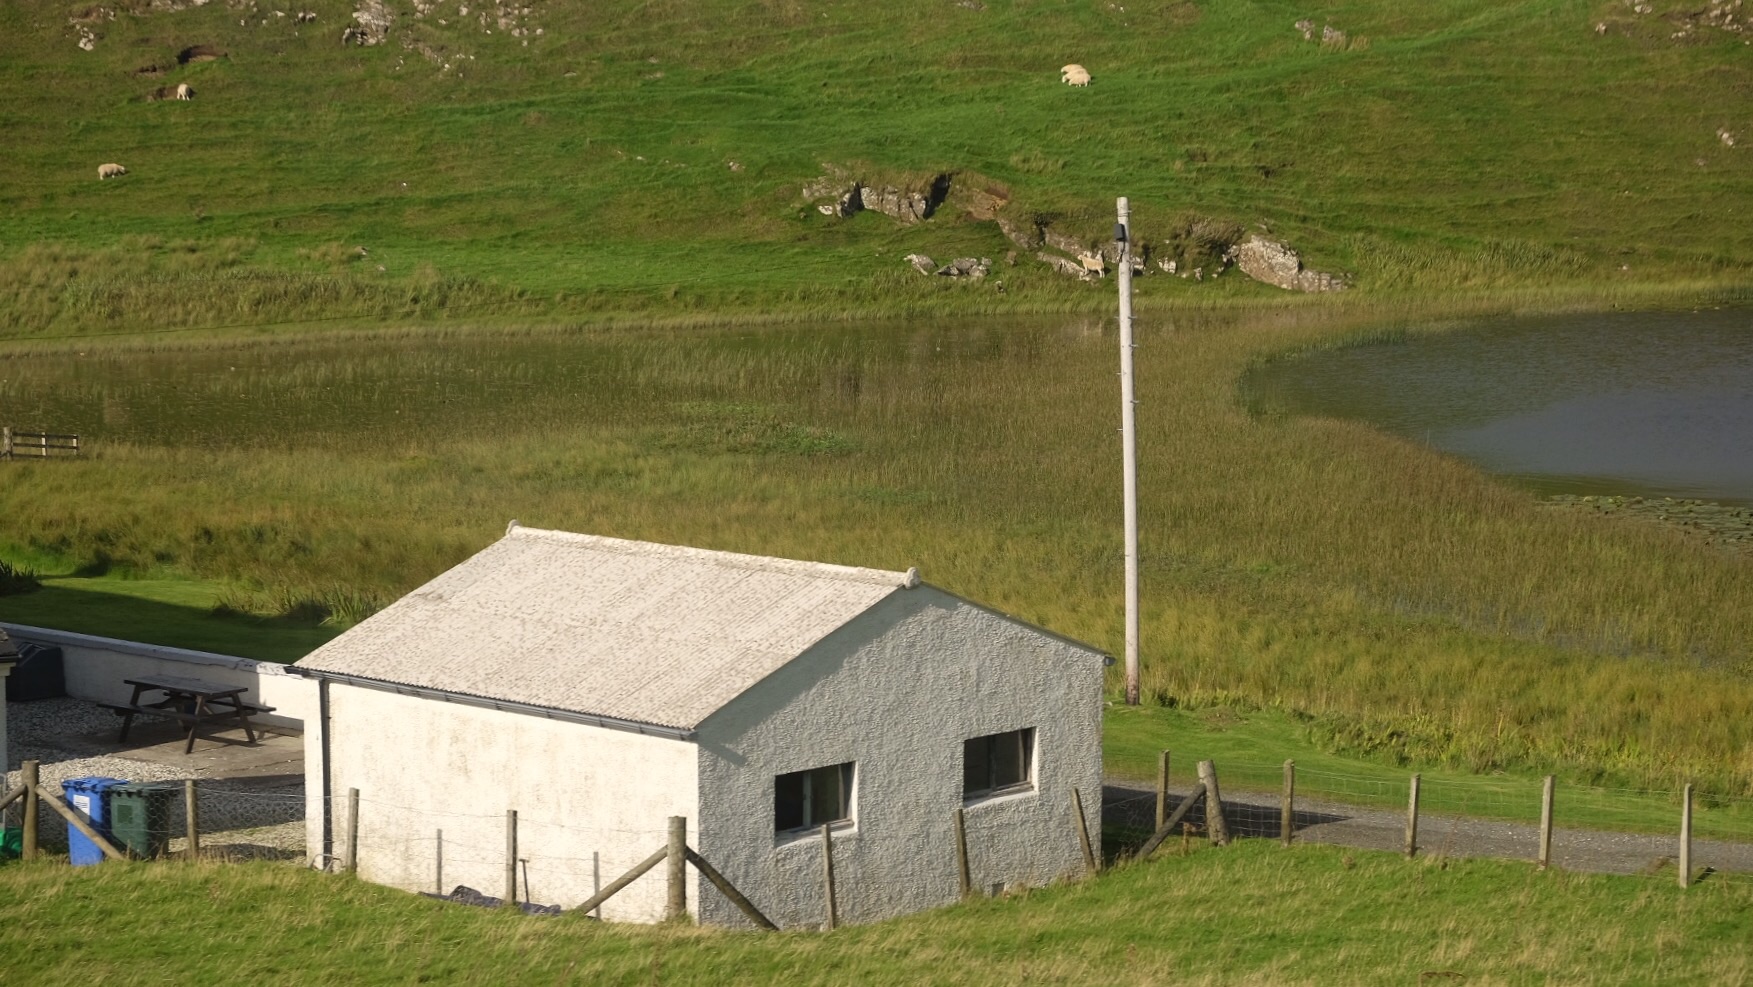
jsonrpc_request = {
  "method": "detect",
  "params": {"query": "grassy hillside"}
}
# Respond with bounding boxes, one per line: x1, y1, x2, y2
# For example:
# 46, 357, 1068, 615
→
2, 845, 1750, 985
1, 0, 1749, 335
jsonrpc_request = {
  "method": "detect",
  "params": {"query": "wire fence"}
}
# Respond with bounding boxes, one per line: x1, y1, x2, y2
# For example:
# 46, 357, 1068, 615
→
1104, 755, 1753, 890
11, 749, 1753, 905
3, 776, 305, 862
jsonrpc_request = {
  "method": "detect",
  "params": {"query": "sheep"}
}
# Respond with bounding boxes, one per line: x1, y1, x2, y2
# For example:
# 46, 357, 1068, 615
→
175, 82, 193, 100
97, 162, 128, 180
1061, 63, 1091, 86
1079, 252, 1107, 275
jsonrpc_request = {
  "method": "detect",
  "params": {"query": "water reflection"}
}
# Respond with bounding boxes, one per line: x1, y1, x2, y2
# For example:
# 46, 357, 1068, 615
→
1245, 309, 1753, 505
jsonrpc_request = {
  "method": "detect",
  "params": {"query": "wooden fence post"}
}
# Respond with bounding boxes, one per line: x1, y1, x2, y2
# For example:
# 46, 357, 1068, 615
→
1679, 783, 1693, 889
576, 846, 669, 917
1155, 750, 1170, 830
2, 426, 12, 459
1405, 774, 1421, 860
185, 779, 200, 860
1281, 760, 1295, 847
21, 760, 38, 860
1196, 760, 1228, 846
346, 787, 360, 875
684, 847, 778, 930
1072, 788, 1097, 874
953, 807, 972, 898
504, 810, 519, 907
667, 816, 687, 920
1137, 783, 1206, 860
1538, 776, 1554, 870
821, 823, 838, 931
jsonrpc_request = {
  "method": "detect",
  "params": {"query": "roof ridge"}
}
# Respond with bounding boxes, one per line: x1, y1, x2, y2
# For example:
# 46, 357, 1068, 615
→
503, 523, 919, 589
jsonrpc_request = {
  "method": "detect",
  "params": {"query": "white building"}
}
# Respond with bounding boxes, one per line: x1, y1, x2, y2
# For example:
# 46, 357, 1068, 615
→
293, 523, 1105, 927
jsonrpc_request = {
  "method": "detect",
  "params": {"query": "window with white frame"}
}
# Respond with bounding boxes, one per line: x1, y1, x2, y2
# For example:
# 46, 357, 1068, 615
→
963, 728, 1034, 800
774, 761, 854, 835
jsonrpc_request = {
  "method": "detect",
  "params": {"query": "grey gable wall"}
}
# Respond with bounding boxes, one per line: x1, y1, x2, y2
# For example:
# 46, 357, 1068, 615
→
691, 586, 1103, 928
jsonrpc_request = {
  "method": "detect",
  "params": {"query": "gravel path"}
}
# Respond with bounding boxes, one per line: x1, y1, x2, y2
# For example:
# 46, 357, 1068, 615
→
1104, 781, 1753, 878
6, 698, 306, 859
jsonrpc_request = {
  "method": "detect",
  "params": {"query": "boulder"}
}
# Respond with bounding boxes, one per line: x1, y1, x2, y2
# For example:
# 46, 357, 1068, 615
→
1228, 235, 1347, 292
344, 0, 394, 45
905, 254, 937, 275
997, 216, 1042, 250
1036, 252, 1094, 280
934, 257, 991, 279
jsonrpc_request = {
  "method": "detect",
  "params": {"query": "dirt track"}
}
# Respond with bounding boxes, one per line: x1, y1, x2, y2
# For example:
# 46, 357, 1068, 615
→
1103, 781, 1753, 878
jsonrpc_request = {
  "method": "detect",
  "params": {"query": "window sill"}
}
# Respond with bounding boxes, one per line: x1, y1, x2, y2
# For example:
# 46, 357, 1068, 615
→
962, 785, 1037, 810
773, 820, 856, 848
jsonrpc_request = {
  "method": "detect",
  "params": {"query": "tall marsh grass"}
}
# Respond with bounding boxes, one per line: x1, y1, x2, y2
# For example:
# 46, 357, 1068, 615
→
2, 298, 1751, 791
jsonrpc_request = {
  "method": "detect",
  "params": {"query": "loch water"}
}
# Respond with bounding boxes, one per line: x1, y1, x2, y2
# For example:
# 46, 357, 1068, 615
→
1244, 309, 1753, 506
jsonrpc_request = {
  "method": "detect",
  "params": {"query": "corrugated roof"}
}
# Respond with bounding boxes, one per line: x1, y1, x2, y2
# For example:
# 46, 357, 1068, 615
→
296, 525, 913, 729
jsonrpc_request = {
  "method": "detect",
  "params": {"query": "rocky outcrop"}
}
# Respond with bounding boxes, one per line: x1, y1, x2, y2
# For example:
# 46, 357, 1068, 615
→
905, 254, 937, 275
1227, 235, 1346, 292
1037, 252, 1095, 280
935, 257, 990, 279
996, 216, 1042, 250
803, 168, 949, 224
343, 0, 394, 45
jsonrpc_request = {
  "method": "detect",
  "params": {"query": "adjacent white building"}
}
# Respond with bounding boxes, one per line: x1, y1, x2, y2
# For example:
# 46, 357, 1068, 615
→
294, 523, 1105, 927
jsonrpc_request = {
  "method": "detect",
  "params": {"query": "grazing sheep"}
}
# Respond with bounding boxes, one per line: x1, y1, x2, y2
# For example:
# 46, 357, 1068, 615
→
1079, 252, 1106, 275
97, 162, 128, 180
175, 83, 193, 100
1061, 63, 1091, 86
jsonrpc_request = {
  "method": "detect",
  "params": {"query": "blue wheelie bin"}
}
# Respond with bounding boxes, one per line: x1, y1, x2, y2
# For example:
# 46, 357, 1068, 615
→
61, 777, 129, 865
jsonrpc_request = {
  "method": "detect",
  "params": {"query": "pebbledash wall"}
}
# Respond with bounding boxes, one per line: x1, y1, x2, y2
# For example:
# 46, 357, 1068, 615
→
0, 623, 315, 730
696, 587, 1103, 929
312, 683, 699, 922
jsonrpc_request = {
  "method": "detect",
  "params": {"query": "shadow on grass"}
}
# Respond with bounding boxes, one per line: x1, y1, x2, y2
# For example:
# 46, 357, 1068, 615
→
0, 582, 337, 663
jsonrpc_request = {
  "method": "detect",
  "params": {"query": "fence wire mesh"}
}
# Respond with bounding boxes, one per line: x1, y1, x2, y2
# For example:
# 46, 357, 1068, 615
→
1108, 756, 1753, 887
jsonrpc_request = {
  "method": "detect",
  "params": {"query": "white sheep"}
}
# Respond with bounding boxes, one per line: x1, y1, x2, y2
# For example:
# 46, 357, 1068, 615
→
1079, 252, 1106, 275
97, 162, 128, 180
176, 83, 193, 100
1061, 63, 1091, 86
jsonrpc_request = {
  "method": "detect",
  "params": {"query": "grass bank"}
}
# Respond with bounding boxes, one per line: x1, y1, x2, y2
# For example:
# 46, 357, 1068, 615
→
1, 0, 1749, 335
2, 843, 1750, 985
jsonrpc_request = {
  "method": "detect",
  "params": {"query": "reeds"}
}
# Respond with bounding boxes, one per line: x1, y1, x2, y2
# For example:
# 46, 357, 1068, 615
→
2, 297, 1751, 791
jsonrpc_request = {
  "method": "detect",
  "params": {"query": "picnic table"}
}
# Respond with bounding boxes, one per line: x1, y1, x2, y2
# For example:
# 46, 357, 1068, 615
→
98, 673, 275, 754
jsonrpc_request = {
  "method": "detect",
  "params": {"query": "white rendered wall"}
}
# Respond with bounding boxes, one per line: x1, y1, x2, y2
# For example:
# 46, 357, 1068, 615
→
693, 588, 1104, 928
0, 623, 314, 730
318, 684, 698, 921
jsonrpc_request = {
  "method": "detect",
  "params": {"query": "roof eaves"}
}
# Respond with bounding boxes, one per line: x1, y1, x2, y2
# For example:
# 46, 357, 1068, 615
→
288, 665, 699, 741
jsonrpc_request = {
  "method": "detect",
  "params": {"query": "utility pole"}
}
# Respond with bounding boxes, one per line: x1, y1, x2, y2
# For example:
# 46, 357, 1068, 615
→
1116, 197, 1140, 706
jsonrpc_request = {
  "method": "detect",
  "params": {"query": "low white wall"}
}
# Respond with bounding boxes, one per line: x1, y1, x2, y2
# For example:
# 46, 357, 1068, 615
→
0, 623, 314, 730
319, 683, 699, 921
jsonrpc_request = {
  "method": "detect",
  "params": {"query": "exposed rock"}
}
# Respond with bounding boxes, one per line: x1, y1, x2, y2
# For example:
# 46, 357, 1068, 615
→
861, 179, 946, 224
1227, 235, 1347, 292
1037, 252, 1094, 280
1294, 18, 1314, 40
1042, 229, 1089, 256
934, 257, 991, 279
343, 0, 393, 45
1321, 25, 1346, 45
816, 187, 862, 218
997, 216, 1042, 250
1721, 128, 1738, 147
905, 254, 937, 275
948, 182, 1007, 221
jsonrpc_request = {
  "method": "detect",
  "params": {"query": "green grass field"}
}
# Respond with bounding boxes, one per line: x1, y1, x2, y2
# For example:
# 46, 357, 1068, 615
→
1, 0, 1750, 336
2, 844, 1749, 985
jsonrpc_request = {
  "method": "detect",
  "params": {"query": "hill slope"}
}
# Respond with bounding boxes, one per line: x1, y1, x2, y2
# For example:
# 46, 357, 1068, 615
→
0, 0, 1749, 335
